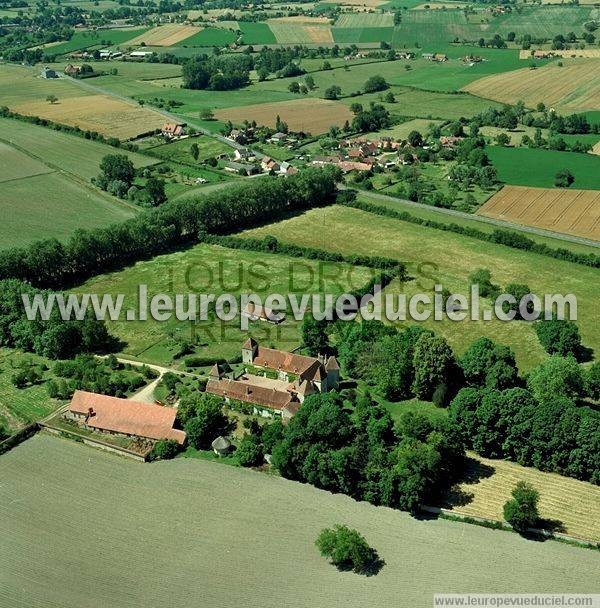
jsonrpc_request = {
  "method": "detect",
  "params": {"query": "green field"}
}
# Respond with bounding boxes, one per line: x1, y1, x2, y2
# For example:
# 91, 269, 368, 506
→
488, 146, 600, 190
241, 205, 599, 371
0, 350, 64, 431
239, 22, 277, 44
43, 28, 149, 56
180, 27, 237, 46
0, 117, 157, 180
145, 135, 232, 164
74, 243, 372, 366
1, 434, 597, 608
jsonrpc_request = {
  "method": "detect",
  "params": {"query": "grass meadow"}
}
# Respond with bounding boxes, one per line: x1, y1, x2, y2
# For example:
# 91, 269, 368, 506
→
44, 27, 148, 55
1, 434, 598, 608
487, 146, 600, 190
74, 243, 372, 366
240, 205, 599, 371
0, 350, 64, 432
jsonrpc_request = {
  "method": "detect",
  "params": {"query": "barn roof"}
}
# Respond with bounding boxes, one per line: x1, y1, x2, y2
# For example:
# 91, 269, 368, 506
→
69, 390, 185, 444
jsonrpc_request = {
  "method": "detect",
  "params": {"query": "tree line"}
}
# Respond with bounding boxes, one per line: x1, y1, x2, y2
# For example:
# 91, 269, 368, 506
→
0, 167, 340, 290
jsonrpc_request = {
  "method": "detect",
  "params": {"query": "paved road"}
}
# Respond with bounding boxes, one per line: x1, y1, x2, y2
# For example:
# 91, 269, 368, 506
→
351, 187, 600, 249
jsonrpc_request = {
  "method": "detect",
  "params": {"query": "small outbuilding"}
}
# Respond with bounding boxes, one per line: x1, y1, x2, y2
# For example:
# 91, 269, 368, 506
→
212, 436, 232, 456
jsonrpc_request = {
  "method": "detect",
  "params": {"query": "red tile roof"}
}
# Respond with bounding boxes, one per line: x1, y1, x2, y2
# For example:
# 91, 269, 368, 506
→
253, 346, 322, 379
206, 378, 294, 411
69, 390, 185, 444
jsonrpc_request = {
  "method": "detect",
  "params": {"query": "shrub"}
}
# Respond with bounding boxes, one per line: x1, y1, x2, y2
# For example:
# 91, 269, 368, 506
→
236, 434, 264, 467
149, 439, 181, 461
315, 525, 381, 575
503, 481, 540, 533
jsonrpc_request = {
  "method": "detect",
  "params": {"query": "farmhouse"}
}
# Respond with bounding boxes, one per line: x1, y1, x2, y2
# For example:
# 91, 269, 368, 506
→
261, 156, 280, 172
241, 302, 285, 324
66, 390, 186, 445
161, 122, 186, 139
206, 339, 340, 418
64, 64, 82, 76
439, 135, 462, 148
223, 160, 258, 175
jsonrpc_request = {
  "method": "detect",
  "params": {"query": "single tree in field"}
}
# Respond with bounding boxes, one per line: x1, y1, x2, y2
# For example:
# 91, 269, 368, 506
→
555, 169, 574, 188
199, 108, 214, 120
190, 142, 199, 161
305, 74, 315, 90
46, 95, 58, 104
503, 481, 540, 533
316, 525, 382, 575
324, 85, 341, 100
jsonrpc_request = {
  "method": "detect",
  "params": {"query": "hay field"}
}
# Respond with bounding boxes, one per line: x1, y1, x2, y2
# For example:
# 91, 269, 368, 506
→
463, 60, 600, 112
334, 12, 394, 27
12, 94, 166, 140
240, 205, 599, 370
446, 453, 600, 542
1, 434, 598, 608
215, 98, 353, 134
477, 185, 600, 241
125, 23, 201, 46
269, 22, 333, 43
360, 118, 444, 140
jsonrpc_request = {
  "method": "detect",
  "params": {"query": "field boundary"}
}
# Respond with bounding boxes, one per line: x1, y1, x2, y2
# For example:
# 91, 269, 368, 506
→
0, 423, 39, 456
422, 506, 600, 549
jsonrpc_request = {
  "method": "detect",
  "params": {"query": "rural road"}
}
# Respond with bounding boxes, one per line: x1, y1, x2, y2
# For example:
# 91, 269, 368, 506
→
62, 75, 599, 249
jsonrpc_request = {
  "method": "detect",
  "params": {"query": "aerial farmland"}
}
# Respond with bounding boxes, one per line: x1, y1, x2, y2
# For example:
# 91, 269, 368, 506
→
0, 0, 599, 604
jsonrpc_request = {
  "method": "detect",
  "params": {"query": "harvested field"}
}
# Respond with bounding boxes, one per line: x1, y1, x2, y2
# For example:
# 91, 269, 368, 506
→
358, 118, 444, 141
477, 185, 600, 241
304, 25, 334, 42
445, 453, 600, 542
1, 434, 598, 608
327, 0, 387, 5
215, 98, 353, 134
519, 48, 600, 59
125, 23, 201, 46
12, 94, 166, 140
463, 60, 600, 112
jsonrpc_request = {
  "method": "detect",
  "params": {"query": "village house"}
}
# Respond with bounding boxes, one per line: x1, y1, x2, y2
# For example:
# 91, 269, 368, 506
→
223, 160, 257, 175
261, 156, 280, 173
161, 122, 186, 139
66, 390, 186, 445
241, 302, 285, 324
233, 148, 254, 161
64, 64, 82, 76
439, 135, 462, 148
533, 50, 554, 59
337, 160, 372, 173
268, 132, 288, 145
311, 155, 341, 166
205, 339, 340, 420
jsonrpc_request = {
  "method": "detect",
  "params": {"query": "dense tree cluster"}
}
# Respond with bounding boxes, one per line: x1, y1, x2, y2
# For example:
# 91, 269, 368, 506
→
272, 391, 464, 513
182, 54, 253, 90
449, 354, 600, 483
316, 525, 380, 575
178, 392, 232, 450
47, 354, 156, 399
0, 167, 340, 289
0, 279, 117, 360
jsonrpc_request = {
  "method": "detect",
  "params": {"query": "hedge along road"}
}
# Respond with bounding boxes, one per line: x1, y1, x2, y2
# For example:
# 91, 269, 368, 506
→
349, 188, 600, 249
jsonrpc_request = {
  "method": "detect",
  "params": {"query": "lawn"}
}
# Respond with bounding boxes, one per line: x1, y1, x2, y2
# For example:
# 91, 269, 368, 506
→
240, 205, 599, 371
1, 434, 597, 608
74, 243, 372, 366
487, 146, 600, 190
